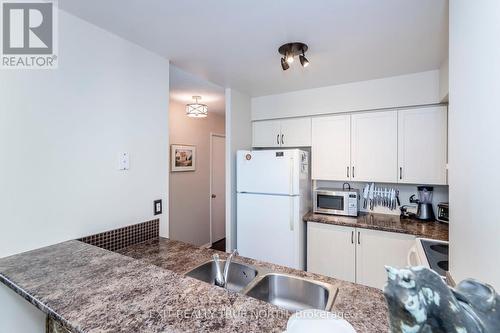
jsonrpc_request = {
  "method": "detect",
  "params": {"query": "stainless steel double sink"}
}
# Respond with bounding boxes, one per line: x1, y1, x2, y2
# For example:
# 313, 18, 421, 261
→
185, 259, 338, 312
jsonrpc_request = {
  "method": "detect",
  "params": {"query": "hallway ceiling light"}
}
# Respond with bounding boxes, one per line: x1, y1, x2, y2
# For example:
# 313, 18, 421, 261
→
186, 96, 208, 118
278, 42, 309, 71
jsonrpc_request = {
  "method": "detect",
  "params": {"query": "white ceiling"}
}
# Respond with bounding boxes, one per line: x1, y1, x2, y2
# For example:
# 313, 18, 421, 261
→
170, 65, 225, 115
60, 0, 448, 97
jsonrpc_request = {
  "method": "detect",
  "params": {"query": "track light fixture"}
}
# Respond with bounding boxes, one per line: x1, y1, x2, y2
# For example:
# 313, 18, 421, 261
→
299, 52, 309, 68
280, 57, 290, 70
278, 42, 309, 71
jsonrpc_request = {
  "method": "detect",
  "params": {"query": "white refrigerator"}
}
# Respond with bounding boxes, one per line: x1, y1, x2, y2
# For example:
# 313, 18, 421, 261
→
236, 149, 310, 270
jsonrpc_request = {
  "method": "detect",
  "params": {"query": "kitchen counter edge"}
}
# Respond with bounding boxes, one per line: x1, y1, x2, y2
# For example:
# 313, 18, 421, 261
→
304, 211, 449, 241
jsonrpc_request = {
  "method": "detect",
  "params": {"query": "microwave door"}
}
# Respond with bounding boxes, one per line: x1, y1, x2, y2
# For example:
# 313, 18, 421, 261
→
317, 194, 345, 214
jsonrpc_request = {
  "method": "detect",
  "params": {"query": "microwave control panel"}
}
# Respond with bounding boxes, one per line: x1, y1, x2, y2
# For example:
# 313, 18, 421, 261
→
348, 193, 358, 216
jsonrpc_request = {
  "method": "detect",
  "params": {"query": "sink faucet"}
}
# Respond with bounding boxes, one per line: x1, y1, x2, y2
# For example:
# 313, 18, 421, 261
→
213, 249, 238, 288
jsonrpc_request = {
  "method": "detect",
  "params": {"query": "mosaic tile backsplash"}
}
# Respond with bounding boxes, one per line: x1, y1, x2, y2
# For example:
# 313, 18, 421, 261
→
78, 219, 159, 252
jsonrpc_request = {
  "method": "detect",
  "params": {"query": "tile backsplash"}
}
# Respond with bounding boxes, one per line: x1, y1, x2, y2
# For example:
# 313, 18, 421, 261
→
78, 219, 159, 252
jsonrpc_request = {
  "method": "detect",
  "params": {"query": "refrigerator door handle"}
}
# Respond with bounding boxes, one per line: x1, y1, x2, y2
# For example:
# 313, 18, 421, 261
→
289, 156, 294, 231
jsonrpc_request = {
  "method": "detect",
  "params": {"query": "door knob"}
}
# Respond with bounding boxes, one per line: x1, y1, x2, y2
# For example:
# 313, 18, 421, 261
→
211, 194, 216, 198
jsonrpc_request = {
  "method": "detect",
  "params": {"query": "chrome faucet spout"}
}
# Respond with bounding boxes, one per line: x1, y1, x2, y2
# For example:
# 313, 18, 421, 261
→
223, 249, 239, 287
213, 254, 225, 287
212, 250, 238, 289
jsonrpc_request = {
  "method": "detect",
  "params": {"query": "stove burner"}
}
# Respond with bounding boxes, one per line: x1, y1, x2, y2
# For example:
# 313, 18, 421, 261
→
430, 244, 449, 255
420, 239, 449, 277
437, 260, 449, 271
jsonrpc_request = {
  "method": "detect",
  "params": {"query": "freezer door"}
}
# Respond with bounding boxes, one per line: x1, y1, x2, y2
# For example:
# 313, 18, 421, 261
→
237, 193, 303, 269
237, 150, 301, 195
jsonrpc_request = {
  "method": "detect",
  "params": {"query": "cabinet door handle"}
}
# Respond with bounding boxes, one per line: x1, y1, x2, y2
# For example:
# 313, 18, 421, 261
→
358, 231, 360, 245
281, 134, 284, 145
277, 134, 280, 145
352, 166, 355, 178
351, 231, 354, 244
347, 166, 350, 178
400, 167, 403, 180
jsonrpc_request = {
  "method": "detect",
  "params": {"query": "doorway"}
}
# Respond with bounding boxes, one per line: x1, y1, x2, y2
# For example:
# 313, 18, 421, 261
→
168, 65, 226, 248
210, 133, 226, 250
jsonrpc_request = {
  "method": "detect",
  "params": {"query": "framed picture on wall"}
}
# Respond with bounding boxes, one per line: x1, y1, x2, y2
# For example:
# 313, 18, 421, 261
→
171, 145, 196, 172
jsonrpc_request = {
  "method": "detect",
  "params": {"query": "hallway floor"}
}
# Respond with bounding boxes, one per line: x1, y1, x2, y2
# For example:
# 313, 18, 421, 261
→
210, 238, 226, 252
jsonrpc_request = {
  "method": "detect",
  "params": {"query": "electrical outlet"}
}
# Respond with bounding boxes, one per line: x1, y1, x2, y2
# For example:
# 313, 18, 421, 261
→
154, 199, 162, 215
118, 152, 130, 171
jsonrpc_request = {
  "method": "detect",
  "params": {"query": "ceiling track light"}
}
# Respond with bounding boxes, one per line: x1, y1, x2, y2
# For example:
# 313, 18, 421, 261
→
299, 51, 309, 68
281, 57, 290, 70
278, 42, 309, 71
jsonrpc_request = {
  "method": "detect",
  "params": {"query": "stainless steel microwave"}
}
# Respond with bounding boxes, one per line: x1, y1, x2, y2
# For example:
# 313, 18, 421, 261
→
313, 188, 359, 217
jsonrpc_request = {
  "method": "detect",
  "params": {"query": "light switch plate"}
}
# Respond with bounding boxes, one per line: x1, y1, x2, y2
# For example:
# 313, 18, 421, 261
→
154, 199, 162, 215
118, 152, 129, 170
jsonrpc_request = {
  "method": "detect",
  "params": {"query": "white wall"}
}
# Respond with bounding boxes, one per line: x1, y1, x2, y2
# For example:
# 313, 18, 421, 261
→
169, 101, 225, 246
225, 88, 252, 251
439, 57, 449, 102
0, 286, 46, 333
251, 70, 441, 120
0, 9, 170, 332
449, 0, 500, 288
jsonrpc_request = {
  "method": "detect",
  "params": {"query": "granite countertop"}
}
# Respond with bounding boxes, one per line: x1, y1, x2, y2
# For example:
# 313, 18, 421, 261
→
0, 238, 390, 333
304, 211, 449, 241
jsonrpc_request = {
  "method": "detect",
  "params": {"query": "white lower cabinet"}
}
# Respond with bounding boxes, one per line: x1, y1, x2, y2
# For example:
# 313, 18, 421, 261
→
355, 228, 415, 289
307, 222, 415, 289
307, 223, 356, 283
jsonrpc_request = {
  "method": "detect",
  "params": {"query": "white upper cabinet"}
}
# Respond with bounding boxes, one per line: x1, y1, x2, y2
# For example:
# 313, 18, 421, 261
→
351, 111, 398, 183
252, 118, 311, 148
280, 118, 311, 147
398, 106, 448, 185
254, 106, 448, 184
252, 120, 281, 147
311, 115, 351, 181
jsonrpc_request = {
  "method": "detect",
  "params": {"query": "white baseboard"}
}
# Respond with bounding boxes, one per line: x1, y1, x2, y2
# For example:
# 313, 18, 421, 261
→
200, 242, 211, 249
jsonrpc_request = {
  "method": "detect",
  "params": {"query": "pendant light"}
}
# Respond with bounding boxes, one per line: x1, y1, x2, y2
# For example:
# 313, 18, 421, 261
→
186, 96, 208, 118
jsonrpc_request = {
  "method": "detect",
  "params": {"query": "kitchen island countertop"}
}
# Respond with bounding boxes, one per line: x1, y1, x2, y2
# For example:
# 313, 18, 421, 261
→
0, 238, 390, 332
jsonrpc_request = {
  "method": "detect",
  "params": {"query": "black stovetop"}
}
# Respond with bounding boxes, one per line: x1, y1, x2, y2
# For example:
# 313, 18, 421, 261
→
421, 239, 449, 276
